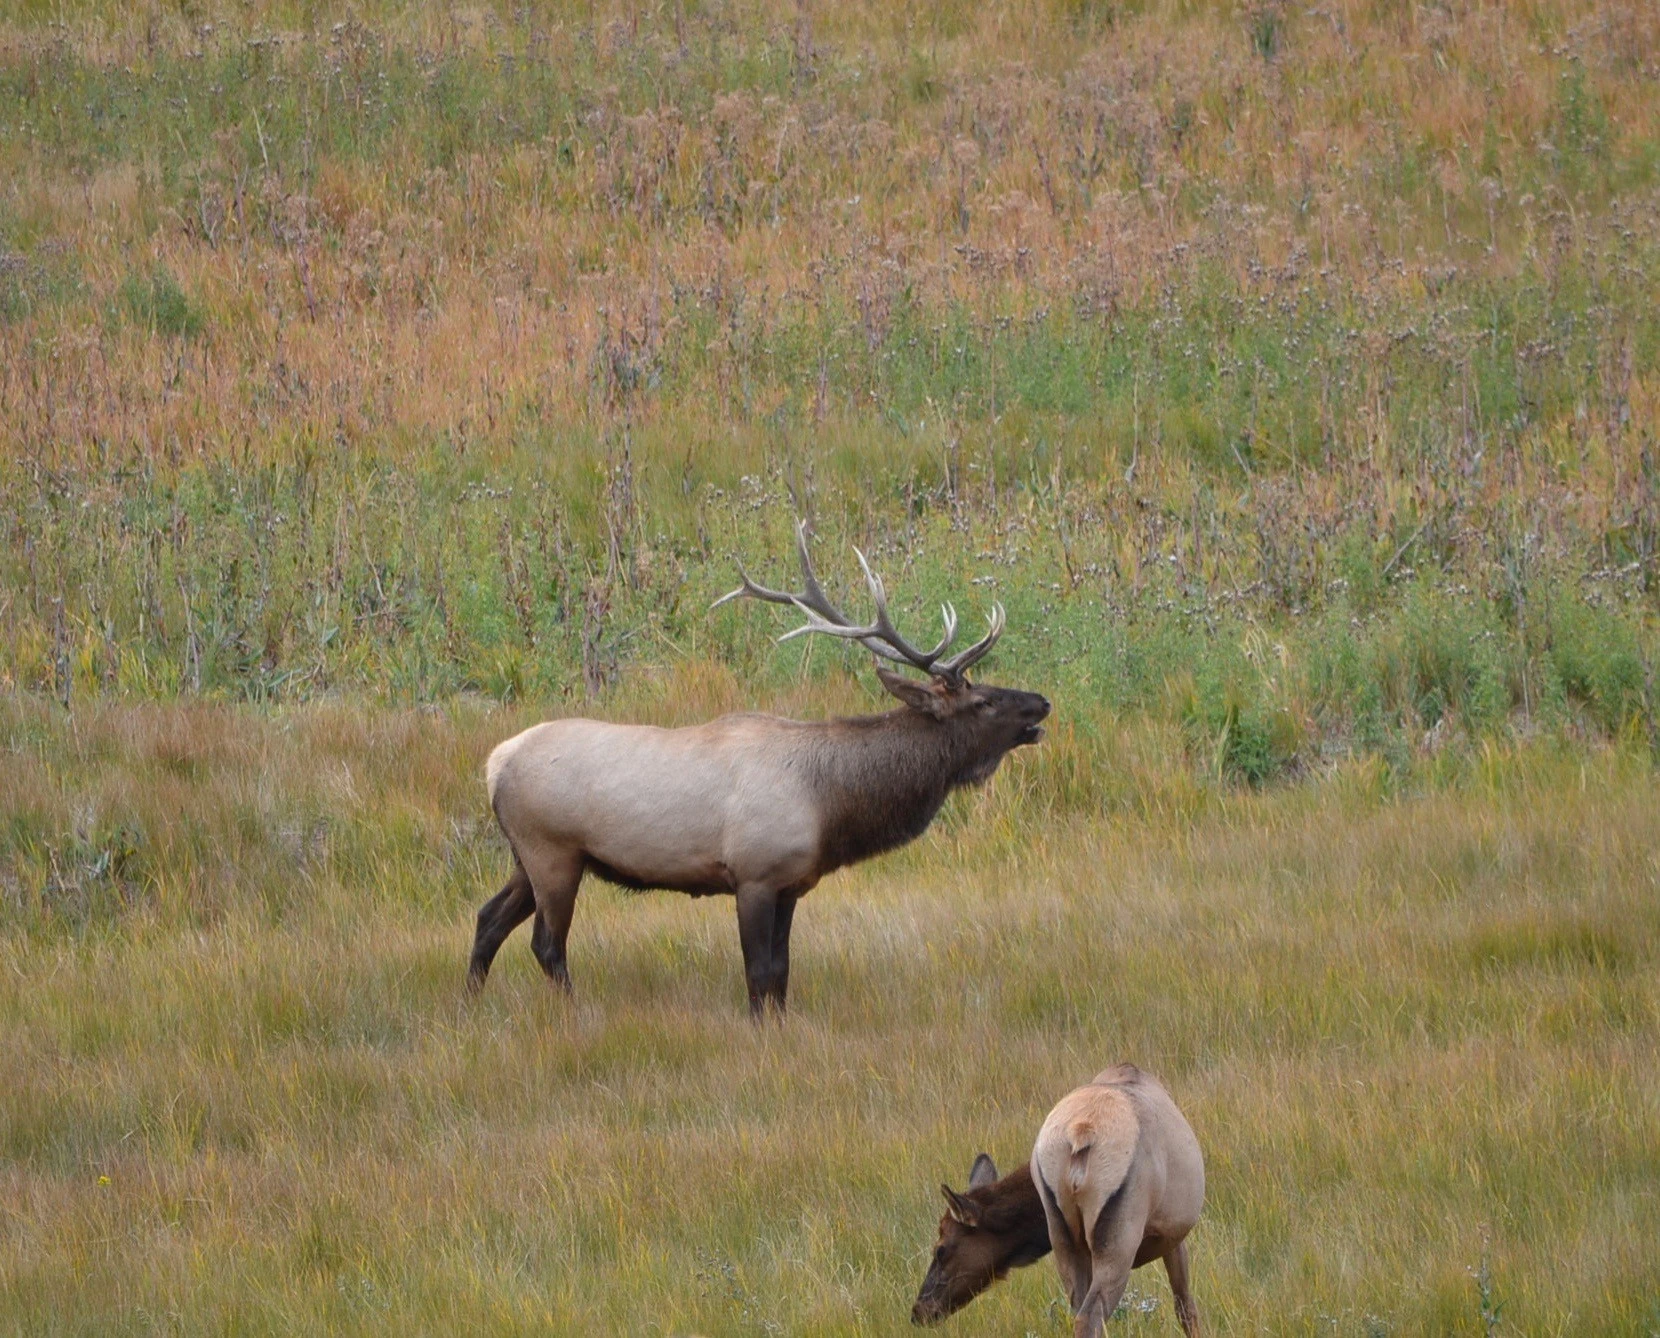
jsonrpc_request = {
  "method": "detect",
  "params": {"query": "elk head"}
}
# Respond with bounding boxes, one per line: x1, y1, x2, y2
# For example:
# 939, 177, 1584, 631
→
912, 1153, 1020, 1325
714, 521, 1050, 770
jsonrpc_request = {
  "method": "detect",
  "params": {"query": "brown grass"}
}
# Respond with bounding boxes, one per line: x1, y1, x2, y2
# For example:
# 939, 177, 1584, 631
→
1, 0, 1656, 469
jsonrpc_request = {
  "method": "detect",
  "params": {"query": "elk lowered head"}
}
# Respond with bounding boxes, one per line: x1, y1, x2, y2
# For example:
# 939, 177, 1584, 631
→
714, 521, 1050, 773
912, 1153, 1047, 1325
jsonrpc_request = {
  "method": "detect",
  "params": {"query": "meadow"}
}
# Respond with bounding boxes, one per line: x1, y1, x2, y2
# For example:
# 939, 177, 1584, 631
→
3, 0, 1660, 1331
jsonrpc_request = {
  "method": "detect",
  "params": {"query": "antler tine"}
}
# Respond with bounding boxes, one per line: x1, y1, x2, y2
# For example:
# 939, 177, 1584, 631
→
939, 601, 959, 654
775, 593, 956, 672
710, 561, 799, 610
850, 549, 960, 671
791, 518, 846, 624
776, 605, 901, 658
933, 602, 1005, 678
711, 520, 848, 619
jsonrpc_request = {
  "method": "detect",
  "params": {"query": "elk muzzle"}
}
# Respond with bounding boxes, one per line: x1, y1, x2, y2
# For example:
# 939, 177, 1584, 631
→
1017, 692, 1051, 745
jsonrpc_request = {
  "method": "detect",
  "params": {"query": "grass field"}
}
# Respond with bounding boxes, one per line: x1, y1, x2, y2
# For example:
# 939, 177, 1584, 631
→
3, 0, 1660, 1332
4, 697, 1658, 1333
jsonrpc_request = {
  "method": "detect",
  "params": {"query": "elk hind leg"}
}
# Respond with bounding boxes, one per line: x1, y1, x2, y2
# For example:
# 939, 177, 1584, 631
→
1164, 1239, 1201, 1338
1033, 1164, 1092, 1313
1072, 1188, 1143, 1338
1071, 1262, 1131, 1338
468, 859, 535, 992
522, 845, 585, 992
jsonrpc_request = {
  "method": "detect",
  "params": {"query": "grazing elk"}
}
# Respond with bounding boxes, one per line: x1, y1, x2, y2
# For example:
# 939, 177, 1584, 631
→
911, 1153, 1051, 1325
1032, 1065, 1205, 1338
912, 1066, 1203, 1335
469, 522, 1050, 1016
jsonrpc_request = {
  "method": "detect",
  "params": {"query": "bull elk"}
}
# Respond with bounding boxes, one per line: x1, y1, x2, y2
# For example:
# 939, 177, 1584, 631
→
469, 522, 1050, 1016
913, 1066, 1203, 1336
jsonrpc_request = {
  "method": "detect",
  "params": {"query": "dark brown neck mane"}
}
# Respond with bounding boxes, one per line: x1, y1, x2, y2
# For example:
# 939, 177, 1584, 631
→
795, 709, 998, 873
968, 1164, 1052, 1274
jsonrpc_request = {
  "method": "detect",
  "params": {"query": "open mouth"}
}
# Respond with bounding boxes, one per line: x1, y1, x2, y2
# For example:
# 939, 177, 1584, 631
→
1018, 724, 1046, 745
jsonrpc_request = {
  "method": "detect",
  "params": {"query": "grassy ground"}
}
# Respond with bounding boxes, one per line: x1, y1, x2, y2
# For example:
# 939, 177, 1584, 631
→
4, 0, 1660, 1332
2, 696, 1658, 1333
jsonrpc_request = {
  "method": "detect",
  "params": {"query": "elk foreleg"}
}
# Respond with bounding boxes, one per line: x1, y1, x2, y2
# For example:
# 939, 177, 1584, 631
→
766, 891, 799, 1011
468, 860, 535, 992
736, 885, 783, 1019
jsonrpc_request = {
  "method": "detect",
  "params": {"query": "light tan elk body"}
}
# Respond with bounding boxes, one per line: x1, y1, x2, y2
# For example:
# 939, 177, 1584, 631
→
1031, 1065, 1205, 1338
470, 524, 1049, 1015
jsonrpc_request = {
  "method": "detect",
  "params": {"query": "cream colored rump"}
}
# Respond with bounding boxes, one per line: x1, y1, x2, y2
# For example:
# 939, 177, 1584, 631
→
1032, 1085, 1140, 1244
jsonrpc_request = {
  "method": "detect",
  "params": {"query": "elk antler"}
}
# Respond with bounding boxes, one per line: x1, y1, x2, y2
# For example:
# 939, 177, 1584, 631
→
711, 518, 847, 625
931, 599, 1005, 679
713, 520, 1004, 683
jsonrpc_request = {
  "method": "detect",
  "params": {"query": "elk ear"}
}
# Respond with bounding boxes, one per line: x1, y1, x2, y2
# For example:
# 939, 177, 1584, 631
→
876, 666, 953, 717
967, 1153, 998, 1190
941, 1186, 982, 1227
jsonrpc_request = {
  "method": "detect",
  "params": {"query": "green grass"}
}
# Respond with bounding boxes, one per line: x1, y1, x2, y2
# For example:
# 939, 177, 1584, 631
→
5, 476, 1657, 782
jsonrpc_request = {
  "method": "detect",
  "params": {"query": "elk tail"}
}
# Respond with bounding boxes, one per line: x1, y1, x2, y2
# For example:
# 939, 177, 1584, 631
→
1064, 1116, 1095, 1195
485, 741, 529, 871
485, 739, 513, 815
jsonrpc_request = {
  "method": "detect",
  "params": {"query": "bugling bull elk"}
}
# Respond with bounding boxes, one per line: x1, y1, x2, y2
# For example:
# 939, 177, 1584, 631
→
913, 1066, 1204, 1336
469, 522, 1050, 1015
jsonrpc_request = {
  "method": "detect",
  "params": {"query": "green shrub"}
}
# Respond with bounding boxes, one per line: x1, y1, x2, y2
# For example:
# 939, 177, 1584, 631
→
1334, 531, 1385, 615
117, 264, 203, 338
1379, 592, 1512, 733
1175, 658, 1300, 785
1549, 598, 1648, 732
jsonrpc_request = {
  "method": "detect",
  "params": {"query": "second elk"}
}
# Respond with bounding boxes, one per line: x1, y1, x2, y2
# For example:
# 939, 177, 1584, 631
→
1032, 1065, 1205, 1337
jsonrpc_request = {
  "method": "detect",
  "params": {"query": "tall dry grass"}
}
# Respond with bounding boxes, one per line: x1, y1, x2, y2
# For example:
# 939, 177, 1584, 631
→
1, 0, 1656, 469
